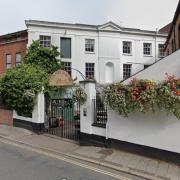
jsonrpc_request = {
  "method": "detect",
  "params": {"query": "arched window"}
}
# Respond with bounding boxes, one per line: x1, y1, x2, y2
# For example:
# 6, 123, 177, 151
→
105, 62, 114, 83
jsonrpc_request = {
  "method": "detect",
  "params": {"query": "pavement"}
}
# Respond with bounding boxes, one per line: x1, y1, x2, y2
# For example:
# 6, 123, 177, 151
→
0, 125, 179, 180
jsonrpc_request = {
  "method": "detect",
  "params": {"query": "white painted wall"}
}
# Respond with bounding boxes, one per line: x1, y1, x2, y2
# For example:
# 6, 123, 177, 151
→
106, 50, 180, 153
79, 50, 180, 154
13, 92, 45, 124
79, 81, 96, 134
107, 109, 180, 153
26, 20, 167, 84
123, 49, 180, 83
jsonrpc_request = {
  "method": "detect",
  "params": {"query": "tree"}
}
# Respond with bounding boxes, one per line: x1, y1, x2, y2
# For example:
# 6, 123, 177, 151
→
0, 64, 48, 117
24, 40, 61, 74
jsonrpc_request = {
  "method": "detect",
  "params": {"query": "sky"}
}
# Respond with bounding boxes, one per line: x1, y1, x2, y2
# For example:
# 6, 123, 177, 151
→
0, 0, 179, 35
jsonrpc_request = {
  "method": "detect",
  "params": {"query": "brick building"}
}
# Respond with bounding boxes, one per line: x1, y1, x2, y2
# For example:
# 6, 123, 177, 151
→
164, 0, 180, 54
0, 30, 28, 74
0, 30, 27, 125
159, 23, 171, 34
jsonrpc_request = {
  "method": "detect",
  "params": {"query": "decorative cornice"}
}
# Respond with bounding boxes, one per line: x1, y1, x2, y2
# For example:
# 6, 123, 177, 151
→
25, 20, 167, 37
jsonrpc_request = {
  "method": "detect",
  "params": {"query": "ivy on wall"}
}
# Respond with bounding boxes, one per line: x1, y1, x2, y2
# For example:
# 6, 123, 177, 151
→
24, 40, 61, 74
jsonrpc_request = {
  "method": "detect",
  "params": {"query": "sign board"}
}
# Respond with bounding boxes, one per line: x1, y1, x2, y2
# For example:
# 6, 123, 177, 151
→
49, 70, 73, 86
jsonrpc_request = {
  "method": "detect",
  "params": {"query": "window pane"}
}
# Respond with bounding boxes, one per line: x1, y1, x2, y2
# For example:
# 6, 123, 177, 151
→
123, 41, 131, 54
158, 44, 164, 57
61, 38, 71, 58
123, 64, 132, 79
39, 35, 51, 48
16, 53, 21, 63
6, 54, 11, 69
85, 39, 95, 52
62, 62, 71, 76
85, 63, 95, 79
143, 43, 152, 55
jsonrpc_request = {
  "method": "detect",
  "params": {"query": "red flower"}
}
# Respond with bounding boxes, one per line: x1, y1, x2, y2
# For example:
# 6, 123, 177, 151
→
131, 88, 140, 101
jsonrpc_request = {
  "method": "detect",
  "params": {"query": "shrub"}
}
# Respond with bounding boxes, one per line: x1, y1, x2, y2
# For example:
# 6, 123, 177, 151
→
0, 64, 48, 117
24, 40, 61, 74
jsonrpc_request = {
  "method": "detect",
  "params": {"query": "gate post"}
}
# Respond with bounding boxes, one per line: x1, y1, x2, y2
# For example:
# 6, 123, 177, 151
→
32, 92, 45, 132
79, 80, 96, 144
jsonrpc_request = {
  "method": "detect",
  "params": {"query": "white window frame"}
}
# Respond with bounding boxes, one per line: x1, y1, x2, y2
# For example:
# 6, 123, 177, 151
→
6, 54, 11, 69
123, 41, 132, 55
143, 43, 152, 56
123, 64, 132, 79
158, 44, 165, 58
85, 63, 95, 79
62, 61, 71, 76
85, 39, 95, 53
39, 35, 51, 48
15, 53, 21, 66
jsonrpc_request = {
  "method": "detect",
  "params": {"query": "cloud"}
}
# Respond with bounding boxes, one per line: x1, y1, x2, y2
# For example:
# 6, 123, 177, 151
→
0, 0, 178, 34
106, 0, 178, 30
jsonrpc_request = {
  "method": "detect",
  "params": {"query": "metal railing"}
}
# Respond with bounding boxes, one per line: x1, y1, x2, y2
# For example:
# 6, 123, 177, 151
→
92, 99, 107, 128
45, 98, 80, 141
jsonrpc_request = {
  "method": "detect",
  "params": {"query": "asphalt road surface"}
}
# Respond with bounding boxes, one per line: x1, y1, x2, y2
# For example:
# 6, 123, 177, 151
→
0, 141, 143, 180
0, 140, 146, 180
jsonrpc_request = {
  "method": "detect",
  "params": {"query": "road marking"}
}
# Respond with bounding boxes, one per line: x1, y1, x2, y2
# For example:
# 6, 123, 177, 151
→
0, 138, 133, 180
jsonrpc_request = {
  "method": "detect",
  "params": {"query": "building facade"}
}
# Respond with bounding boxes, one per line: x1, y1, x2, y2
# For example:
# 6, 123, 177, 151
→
165, 0, 180, 54
0, 30, 28, 74
26, 20, 167, 84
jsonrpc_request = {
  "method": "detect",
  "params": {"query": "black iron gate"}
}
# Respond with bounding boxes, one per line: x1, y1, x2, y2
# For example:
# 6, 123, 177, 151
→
45, 98, 80, 141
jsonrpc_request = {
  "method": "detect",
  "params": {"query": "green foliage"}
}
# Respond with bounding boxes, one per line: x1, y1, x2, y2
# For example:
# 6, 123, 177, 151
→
24, 40, 61, 74
72, 87, 87, 105
156, 74, 180, 119
104, 77, 180, 119
0, 64, 48, 117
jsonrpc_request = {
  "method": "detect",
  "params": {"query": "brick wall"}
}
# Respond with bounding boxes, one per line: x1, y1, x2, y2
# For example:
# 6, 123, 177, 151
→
0, 31, 28, 125
0, 30, 27, 74
0, 106, 13, 126
165, 6, 180, 54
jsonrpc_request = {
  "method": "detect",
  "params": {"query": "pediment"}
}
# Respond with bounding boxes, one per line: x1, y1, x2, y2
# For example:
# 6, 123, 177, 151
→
98, 22, 122, 31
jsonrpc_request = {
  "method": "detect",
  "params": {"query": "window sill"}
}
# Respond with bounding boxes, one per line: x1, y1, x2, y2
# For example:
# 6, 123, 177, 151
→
85, 51, 95, 54
61, 57, 72, 59
143, 55, 153, 57
123, 53, 132, 56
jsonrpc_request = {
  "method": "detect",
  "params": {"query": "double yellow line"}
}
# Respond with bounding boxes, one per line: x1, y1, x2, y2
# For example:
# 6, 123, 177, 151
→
0, 138, 132, 180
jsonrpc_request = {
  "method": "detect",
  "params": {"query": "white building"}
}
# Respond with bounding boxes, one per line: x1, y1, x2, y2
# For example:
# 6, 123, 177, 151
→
26, 20, 167, 84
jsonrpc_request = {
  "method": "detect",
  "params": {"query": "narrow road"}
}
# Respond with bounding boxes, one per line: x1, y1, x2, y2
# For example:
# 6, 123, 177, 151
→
0, 141, 143, 180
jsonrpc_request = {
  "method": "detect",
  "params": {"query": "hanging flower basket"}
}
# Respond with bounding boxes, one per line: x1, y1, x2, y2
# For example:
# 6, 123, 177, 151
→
72, 87, 87, 105
104, 75, 180, 119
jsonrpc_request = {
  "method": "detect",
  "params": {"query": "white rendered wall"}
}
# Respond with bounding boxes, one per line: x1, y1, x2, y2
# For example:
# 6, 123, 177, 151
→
123, 49, 180, 83
79, 81, 96, 134
107, 109, 180, 153
79, 80, 106, 137
13, 92, 45, 124
27, 24, 166, 84
106, 49, 180, 153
